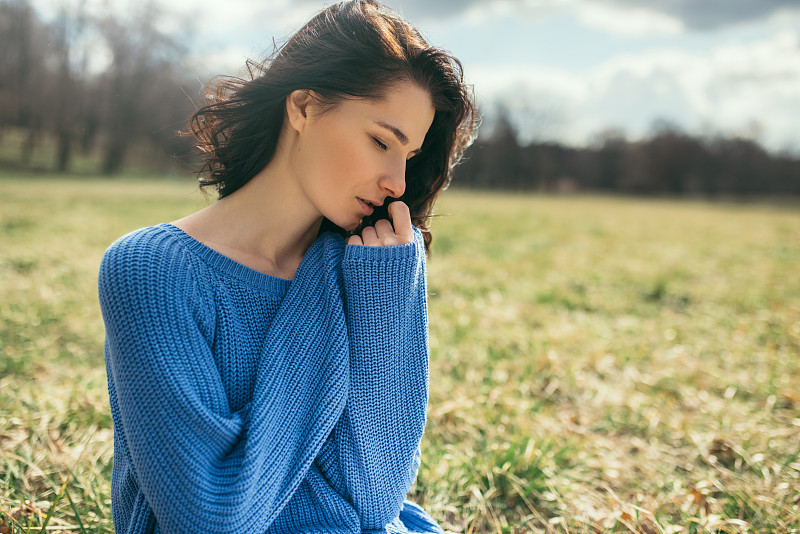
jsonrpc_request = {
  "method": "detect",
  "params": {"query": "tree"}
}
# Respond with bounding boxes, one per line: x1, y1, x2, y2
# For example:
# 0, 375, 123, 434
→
50, 1, 90, 171
0, 0, 48, 163
95, 3, 191, 174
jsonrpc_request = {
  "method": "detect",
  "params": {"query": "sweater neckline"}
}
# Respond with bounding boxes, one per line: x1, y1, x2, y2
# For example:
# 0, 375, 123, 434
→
157, 223, 292, 294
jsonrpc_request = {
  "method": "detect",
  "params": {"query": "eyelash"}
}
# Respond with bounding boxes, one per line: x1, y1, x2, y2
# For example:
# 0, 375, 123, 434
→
372, 137, 389, 151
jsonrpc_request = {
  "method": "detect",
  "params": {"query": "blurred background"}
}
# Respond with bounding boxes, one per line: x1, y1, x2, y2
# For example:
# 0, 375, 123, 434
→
2, 0, 799, 195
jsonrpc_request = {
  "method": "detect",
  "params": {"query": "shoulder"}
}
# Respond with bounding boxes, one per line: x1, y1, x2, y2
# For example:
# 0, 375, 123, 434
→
101, 224, 187, 276
98, 224, 203, 305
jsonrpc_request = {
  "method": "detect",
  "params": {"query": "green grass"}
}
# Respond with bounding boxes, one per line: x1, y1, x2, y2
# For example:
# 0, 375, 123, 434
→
1, 176, 799, 533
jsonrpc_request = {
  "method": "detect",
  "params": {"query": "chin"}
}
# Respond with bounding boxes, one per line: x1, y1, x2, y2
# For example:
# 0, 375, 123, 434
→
325, 215, 361, 233
342, 220, 361, 232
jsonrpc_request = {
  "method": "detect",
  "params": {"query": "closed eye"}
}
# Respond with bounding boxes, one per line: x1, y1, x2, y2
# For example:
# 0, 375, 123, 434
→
373, 137, 388, 151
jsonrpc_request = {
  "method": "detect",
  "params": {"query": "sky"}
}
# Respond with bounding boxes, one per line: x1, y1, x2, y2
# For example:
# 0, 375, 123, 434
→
33, 0, 800, 153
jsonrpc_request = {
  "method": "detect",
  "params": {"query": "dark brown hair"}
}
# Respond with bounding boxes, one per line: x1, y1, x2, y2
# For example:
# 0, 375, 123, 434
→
187, 0, 477, 251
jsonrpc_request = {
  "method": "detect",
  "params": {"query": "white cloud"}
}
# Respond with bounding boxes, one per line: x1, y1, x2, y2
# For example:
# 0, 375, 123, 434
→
470, 31, 800, 151
573, 1, 685, 36
767, 7, 800, 29
459, 0, 566, 25
177, 0, 317, 35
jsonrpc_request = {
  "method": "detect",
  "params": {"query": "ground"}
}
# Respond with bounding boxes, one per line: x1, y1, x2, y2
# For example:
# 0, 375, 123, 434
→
1, 176, 798, 533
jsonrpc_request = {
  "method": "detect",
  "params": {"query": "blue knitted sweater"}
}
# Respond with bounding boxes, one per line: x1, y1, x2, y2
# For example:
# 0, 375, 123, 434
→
98, 223, 442, 534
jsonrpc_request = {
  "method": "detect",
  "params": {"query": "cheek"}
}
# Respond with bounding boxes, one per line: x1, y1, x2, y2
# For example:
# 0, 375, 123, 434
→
315, 133, 370, 188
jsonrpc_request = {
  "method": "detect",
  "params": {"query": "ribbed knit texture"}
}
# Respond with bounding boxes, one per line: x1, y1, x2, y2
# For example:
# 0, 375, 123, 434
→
98, 223, 442, 534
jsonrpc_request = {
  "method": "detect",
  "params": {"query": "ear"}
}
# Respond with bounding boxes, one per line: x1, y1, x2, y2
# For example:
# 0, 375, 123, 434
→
286, 90, 314, 134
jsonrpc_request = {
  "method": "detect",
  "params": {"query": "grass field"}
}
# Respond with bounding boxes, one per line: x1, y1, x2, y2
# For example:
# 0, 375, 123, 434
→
1, 176, 798, 533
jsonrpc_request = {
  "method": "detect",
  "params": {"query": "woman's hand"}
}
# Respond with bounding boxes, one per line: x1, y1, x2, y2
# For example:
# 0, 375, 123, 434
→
348, 201, 414, 247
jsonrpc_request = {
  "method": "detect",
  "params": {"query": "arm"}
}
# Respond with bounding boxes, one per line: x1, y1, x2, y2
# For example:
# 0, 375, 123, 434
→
327, 203, 430, 529
99, 229, 347, 533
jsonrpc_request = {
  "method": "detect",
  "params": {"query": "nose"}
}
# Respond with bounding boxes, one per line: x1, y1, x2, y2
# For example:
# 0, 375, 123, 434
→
380, 159, 406, 198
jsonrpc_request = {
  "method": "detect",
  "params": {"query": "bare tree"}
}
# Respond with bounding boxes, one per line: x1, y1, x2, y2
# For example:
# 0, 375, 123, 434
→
95, 3, 189, 174
0, 0, 48, 164
50, 1, 90, 171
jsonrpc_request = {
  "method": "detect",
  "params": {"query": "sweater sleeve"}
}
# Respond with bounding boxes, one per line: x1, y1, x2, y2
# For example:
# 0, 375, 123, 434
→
98, 229, 347, 534
329, 228, 430, 530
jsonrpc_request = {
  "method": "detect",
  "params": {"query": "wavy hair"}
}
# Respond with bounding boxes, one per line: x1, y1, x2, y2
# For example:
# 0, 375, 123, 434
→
187, 0, 477, 251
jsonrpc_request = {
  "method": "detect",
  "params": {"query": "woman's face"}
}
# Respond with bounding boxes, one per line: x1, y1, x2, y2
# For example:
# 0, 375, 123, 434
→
291, 80, 435, 231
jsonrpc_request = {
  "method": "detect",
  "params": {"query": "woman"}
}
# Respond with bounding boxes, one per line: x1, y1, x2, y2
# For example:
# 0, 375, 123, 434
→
98, 1, 475, 532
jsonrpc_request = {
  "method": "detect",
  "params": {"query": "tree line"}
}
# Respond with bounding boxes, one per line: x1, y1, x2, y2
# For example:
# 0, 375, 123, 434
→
1, 0, 798, 196
457, 115, 800, 196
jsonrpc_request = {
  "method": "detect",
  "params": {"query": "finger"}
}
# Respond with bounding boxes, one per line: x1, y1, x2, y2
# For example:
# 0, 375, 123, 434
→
375, 219, 394, 239
388, 201, 413, 243
361, 225, 379, 246
373, 219, 397, 245
347, 234, 363, 246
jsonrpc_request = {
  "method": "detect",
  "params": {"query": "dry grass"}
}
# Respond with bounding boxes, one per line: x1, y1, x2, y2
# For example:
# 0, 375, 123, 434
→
1, 177, 798, 533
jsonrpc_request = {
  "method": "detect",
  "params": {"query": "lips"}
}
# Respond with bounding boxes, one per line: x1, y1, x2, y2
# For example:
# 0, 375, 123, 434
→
357, 197, 380, 216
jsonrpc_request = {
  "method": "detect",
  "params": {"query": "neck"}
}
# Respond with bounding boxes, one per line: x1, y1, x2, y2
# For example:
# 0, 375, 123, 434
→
173, 139, 323, 279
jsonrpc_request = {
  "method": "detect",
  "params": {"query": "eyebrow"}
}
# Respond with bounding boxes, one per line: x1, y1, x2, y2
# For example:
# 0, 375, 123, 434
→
375, 121, 422, 155
375, 121, 408, 144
